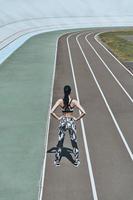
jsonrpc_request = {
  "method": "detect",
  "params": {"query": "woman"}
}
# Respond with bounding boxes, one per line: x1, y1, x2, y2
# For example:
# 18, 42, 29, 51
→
50, 85, 86, 167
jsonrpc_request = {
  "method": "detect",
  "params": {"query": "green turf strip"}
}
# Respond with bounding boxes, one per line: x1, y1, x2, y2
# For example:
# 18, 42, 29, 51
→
99, 30, 133, 61
0, 30, 69, 200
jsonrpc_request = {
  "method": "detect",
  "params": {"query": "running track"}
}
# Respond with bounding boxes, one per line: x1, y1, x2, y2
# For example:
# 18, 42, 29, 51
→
40, 30, 133, 200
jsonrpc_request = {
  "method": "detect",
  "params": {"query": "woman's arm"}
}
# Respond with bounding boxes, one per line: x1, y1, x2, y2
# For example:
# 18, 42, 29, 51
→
50, 99, 62, 120
74, 100, 86, 121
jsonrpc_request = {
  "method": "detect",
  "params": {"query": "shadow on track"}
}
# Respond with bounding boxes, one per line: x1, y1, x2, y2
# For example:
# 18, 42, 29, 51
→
47, 147, 75, 164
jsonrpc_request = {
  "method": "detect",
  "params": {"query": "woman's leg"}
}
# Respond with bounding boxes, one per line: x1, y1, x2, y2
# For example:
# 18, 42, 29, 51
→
55, 118, 66, 164
55, 128, 65, 162
68, 120, 79, 163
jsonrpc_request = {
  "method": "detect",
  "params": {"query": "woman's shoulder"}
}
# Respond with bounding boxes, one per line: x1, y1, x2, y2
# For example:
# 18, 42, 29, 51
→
57, 98, 63, 102
71, 98, 77, 102
57, 98, 63, 104
71, 98, 78, 105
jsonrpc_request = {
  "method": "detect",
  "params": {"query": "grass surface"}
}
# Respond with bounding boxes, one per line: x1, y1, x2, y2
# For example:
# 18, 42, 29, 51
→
99, 30, 133, 61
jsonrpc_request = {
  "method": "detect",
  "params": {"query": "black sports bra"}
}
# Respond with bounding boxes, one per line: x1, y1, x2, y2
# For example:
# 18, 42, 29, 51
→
61, 99, 74, 113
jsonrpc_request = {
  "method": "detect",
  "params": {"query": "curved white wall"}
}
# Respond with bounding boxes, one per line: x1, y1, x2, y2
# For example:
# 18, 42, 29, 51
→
0, 0, 133, 49
0, 0, 133, 22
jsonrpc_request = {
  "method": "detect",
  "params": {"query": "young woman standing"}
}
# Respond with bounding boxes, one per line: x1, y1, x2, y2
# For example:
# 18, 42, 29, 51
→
51, 85, 86, 167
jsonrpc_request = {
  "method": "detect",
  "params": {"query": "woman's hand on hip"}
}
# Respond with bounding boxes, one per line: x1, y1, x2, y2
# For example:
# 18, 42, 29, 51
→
58, 116, 63, 120
73, 117, 77, 121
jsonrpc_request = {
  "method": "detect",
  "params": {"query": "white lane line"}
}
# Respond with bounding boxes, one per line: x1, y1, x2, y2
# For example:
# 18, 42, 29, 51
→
38, 36, 58, 200
67, 33, 98, 200
38, 31, 71, 200
94, 32, 133, 77
76, 33, 133, 161
85, 34, 133, 104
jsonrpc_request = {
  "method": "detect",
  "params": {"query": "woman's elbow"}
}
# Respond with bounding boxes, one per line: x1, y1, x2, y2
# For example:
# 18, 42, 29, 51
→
50, 111, 53, 115
82, 111, 86, 116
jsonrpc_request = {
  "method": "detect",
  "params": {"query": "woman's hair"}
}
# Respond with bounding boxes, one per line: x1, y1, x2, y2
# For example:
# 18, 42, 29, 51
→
63, 85, 71, 107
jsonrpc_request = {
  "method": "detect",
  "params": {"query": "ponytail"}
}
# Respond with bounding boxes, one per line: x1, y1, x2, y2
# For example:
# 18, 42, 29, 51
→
63, 85, 71, 107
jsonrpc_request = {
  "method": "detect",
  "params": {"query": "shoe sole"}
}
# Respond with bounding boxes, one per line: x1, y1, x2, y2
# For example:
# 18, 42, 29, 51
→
73, 161, 80, 167
54, 161, 60, 167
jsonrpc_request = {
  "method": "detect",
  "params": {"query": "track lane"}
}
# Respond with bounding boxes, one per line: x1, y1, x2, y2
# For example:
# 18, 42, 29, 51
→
42, 30, 133, 200
77, 32, 133, 158
67, 33, 98, 200
76, 33, 133, 160
42, 33, 93, 200
68, 31, 133, 200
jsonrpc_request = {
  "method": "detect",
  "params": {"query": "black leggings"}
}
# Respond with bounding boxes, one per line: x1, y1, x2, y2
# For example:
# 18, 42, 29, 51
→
55, 116, 79, 161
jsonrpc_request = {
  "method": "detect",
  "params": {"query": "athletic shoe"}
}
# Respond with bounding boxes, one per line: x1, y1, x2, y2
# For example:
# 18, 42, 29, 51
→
54, 159, 60, 167
73, 159, 80, 167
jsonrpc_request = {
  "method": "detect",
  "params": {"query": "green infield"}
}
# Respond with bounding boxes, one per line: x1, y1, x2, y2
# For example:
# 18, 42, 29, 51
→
99, 29, 133, 61
0, 29, 70, 200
